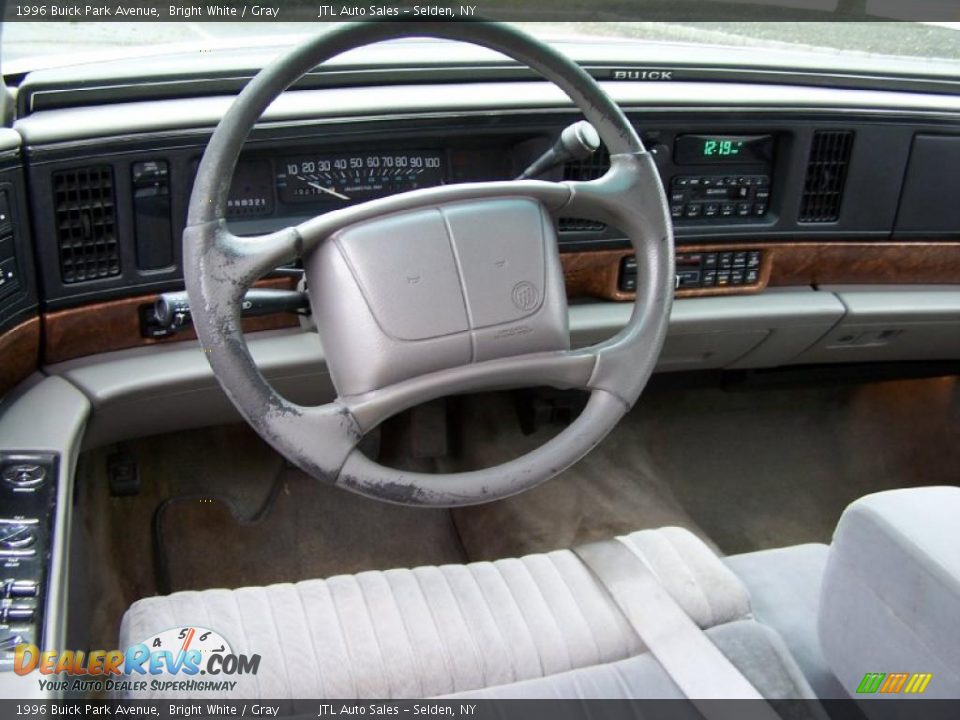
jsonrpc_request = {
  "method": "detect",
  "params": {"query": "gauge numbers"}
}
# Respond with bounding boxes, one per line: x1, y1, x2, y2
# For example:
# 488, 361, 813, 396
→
278, 151, 444, 205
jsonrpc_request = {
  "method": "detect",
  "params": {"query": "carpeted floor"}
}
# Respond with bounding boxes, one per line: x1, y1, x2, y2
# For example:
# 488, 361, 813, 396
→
72, 373, 960, 650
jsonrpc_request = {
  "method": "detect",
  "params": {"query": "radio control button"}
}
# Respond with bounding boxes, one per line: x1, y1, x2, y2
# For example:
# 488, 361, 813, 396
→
748, 251, 762, 268
703, 253, 718, 269
703, 203, 719, 218
686, 204, 702, 219
718, 252, 733, 269
716, 271, 731, 286
720, 203, 735, 217
670, 204, 684, 219
731, 269, 746, 285
670, 191, 686, 203
746, 268, 760, 284
702, 271, 717, 287
753, 203, 769, 216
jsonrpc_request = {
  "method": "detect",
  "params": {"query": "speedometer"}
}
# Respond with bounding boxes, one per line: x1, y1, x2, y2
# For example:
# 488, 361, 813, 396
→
277, 150, 444, 205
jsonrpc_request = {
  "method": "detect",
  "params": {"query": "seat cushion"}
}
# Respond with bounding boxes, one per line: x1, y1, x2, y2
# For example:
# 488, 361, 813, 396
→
119, 527, 751, 699
726, 543, 846, 699
445, 620, 818, 702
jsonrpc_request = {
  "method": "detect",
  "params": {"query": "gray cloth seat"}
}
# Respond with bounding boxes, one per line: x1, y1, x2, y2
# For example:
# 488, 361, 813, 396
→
118, 527, 814, 700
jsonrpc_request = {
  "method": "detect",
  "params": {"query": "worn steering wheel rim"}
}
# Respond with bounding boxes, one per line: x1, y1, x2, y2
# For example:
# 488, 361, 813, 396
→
184, 21, 674, 507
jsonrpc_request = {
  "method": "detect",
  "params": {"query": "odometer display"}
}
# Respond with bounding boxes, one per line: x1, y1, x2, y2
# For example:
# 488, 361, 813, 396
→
278, 150, 444, 204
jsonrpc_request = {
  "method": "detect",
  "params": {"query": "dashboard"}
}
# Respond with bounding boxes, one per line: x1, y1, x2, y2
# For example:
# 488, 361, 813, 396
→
1, 43, 960, 390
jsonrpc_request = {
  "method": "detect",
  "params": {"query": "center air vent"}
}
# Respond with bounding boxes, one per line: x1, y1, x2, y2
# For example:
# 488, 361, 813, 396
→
559, 146, 610, 232
53, 166, 120, 283
799, 131, 854, 223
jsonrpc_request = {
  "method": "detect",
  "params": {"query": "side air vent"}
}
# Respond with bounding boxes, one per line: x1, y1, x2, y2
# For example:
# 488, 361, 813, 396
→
559, 146, 610, 232
53, 166, 120, 283
799, 131, 854, 223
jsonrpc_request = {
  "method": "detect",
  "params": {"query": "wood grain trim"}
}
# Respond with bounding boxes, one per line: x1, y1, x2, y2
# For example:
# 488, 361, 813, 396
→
0, 317, 40, 396
43, 277, 300, 365
562, 241, 960, 302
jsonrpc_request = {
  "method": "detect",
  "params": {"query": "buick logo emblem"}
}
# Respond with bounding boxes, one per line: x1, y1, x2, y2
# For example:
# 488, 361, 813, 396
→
511, 281, 539, 311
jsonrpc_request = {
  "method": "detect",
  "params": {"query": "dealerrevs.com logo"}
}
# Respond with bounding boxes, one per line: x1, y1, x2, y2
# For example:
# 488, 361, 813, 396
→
14, 626, 260, 694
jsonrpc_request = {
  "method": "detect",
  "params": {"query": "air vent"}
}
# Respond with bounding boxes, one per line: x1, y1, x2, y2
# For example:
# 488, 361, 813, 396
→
559, 146, 610, 233
799, 131, 854, 223
53, 166, 120, 283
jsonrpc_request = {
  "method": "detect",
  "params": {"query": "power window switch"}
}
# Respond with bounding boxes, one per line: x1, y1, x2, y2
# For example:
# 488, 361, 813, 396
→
7, 580, 37, 598
1, 606, 34, 623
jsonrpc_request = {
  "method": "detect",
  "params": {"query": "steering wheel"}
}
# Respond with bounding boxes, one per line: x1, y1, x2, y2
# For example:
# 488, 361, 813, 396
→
184, 21, 674, 507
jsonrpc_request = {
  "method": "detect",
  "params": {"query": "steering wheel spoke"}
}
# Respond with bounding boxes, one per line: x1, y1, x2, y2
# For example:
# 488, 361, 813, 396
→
342, 348, 597, 433
294, 179, 572, 254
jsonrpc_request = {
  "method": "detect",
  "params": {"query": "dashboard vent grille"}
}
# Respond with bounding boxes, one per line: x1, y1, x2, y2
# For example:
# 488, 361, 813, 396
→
799, 131, 854, 223
559, 146, 610, 233
53, 166, 120, 283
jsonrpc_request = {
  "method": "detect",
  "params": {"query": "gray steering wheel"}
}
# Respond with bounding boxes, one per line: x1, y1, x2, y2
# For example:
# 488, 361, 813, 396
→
184, 21, 674, 507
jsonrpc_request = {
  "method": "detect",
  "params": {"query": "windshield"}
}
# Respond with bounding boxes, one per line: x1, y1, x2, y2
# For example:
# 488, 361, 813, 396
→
4, 21, 960, 75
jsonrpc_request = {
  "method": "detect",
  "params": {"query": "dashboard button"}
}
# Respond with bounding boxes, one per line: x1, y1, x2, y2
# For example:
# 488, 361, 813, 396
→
753, 203, 769, 216
748, 251, 762, 268
718, 252, 733, 269
737, 202, 752, 217
685, 204, 702, 219
619, 274, 637, 293
703, 203, 719, 218
670, 204, 684, 219
703, 253, 718, 269
720, 203, 735, 217
746, 268, 760, 284
2, 464, 46, 491
2, 607, 34, 624
6, 580, 37, 598
731, 269, 746, 285
0, 258, 19, 299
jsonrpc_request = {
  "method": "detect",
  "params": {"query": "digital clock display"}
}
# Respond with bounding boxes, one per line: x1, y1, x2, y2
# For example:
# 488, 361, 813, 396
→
674, 134, 773, 165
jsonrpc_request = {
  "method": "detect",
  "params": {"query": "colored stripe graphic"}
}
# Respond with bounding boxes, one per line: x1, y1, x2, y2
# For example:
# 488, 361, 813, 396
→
857, 673, 885, 694
880, 673, 909, 693
857, 672, 932, 694
904, 673, 933, 694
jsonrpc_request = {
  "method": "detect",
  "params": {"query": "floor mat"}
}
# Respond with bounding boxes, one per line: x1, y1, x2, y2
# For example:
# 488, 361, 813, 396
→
452, 376, 960, 557
155, 465, 467, 593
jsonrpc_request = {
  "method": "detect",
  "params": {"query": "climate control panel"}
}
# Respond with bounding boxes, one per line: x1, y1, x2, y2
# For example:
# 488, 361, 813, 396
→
619, 249, 765, 294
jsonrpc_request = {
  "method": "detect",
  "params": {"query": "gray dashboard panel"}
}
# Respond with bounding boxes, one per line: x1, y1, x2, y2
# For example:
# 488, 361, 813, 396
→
792, 286, 960, 365
43, 291, 854, 450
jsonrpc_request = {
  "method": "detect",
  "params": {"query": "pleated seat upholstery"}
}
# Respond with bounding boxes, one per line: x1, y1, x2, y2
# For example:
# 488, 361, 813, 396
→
119, 527, 756, 699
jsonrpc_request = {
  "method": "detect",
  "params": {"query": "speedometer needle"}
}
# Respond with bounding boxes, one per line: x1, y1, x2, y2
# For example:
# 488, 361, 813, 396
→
304, 179, 351, 201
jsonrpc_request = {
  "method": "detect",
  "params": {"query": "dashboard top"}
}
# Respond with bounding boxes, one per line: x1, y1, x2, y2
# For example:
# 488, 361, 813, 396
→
10, 35, 960, 116
16, 80, 960, 147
